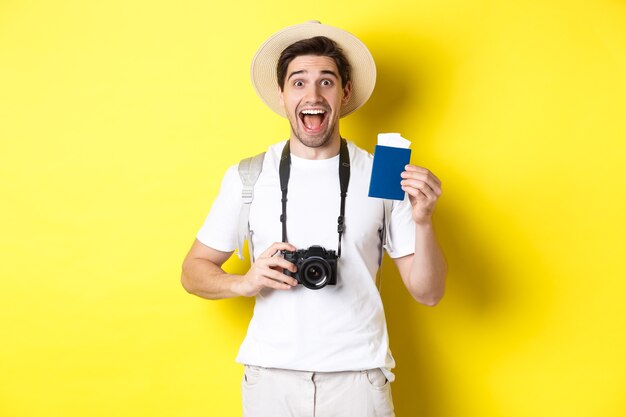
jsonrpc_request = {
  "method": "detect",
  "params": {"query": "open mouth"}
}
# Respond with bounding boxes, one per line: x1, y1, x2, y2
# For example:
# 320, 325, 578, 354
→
299, 108, 328, 133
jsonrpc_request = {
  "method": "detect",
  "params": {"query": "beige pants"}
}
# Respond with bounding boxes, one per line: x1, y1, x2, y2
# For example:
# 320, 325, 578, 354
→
241, 366, 395, 417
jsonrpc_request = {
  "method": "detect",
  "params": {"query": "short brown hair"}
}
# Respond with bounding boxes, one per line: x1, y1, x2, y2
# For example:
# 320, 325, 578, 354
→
276, 36, 351, 91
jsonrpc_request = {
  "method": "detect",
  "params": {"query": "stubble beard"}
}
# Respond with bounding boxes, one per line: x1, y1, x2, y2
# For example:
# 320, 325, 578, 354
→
292, 126, 333, 148
288, 112, 338, 149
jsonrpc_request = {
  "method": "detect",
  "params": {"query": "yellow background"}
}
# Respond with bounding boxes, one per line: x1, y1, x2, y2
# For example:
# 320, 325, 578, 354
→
1, 0, 625, 416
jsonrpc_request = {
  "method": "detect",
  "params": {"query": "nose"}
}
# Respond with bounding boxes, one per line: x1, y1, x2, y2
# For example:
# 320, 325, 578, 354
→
303, 83, 322, 103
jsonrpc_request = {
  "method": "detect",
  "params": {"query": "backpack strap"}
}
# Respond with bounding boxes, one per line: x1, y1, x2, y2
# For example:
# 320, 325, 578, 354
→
378, 199, 393, 265
382, 199, 393, 254
236, 152, 266, 261
376, 199, 394, 290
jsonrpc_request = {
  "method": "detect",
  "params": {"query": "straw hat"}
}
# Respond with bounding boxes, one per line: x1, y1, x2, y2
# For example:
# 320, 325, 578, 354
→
250, 20, 376, 118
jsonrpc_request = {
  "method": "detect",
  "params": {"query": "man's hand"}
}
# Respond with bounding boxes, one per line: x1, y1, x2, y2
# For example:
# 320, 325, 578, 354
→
400, 165, 442, 225
234, 242, 299, 297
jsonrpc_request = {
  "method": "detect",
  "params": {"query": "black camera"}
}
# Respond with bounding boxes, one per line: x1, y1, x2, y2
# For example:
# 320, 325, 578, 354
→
282, 245, 338, 290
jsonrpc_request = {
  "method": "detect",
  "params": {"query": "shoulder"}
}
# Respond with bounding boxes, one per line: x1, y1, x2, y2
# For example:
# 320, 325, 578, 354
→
266, 140, 288, 156
232, 140, 287, 174
252, 140, 287, 172
346, 140, 373, 171
218, 164, 242, 190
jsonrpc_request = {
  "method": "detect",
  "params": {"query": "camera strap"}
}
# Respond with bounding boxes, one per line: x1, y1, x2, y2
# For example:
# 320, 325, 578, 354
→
279, 138, 350, 257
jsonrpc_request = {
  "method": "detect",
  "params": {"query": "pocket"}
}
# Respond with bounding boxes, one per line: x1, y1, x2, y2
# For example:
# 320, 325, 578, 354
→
241, 366, 263, 417
242, 365, 262, 386
365, 368, 389, 390
365, 369, 395, 416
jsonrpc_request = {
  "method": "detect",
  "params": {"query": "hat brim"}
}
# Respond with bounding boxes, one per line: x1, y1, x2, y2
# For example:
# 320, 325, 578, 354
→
250, 21, 376, 118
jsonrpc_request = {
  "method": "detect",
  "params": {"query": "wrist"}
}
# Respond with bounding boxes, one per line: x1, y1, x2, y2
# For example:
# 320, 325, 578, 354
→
413, 216, 434, 228
229, 274, 246, 297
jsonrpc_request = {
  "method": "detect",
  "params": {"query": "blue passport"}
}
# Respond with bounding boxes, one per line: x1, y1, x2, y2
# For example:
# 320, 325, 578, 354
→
368, 145, 412, 200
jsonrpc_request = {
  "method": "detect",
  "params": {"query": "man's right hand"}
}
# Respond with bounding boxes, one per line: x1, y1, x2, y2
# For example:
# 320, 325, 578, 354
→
234, 242, 299, 297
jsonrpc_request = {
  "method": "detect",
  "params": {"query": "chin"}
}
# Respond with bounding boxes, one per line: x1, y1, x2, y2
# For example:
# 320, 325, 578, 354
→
296, 132, 333, 148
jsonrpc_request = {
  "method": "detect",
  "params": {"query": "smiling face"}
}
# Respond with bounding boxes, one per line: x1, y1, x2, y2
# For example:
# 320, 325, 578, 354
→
278, 55, 352, 150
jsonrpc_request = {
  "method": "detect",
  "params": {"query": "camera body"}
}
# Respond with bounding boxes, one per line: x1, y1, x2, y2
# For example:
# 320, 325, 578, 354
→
282, 245, 338, 290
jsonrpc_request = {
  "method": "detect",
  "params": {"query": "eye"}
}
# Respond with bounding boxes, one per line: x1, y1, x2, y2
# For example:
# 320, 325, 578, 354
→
293, 80, 304, 87
320, 79, 333, 87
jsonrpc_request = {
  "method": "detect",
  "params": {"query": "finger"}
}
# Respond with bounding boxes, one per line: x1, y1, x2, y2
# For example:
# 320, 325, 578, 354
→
259, 276, 294, 290
258, 242, 297, 259
256, 250, 298, 273
402, 168, 442, 188
402, 173, 442, 195
403, 186, 426, 201
262, 267, 298, 286
264, 256, 298, 273
403, 186, 431, 201
403, 165, 442, 186
246, 265, 297, 289
401, 179, 438, 200
401, 171, 441, 195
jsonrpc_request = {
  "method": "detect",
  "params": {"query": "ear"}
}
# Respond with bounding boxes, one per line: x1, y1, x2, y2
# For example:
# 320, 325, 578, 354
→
342, 81, 352, 105
278, 84, 284, 107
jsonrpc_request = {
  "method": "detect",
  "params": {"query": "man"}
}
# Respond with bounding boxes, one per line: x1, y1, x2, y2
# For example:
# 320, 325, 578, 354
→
182, 21, 446, 417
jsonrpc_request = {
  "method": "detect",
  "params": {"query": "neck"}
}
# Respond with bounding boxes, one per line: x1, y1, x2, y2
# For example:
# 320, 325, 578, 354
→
288, 133, 342, 160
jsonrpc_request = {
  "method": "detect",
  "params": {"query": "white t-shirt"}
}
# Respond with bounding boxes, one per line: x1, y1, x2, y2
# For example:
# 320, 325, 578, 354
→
197, 140, 416, 378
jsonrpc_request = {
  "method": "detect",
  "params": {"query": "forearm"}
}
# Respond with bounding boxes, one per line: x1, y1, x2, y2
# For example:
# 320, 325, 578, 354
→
404, 221, 447, 306
181, 257, 244, 300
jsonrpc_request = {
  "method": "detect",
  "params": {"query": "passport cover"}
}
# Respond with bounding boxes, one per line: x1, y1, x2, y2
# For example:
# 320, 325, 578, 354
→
368, 145, 412, 200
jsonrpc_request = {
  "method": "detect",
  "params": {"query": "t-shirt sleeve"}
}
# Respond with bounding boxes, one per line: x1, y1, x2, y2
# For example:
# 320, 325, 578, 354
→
386, 194, 417, 258
196, 164, 242, 252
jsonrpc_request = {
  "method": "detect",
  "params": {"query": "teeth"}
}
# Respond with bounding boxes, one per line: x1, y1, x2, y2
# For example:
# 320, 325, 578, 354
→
301, 109, 326, 115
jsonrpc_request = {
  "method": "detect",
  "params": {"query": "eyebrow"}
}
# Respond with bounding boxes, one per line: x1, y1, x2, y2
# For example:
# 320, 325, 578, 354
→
287, 69, 339, 81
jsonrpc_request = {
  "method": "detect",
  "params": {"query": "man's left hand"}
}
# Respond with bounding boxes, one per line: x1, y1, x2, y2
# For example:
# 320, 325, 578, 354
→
400, 165, 442, 225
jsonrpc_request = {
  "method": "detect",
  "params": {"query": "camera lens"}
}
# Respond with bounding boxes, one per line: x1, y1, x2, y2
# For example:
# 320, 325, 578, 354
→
306, 264, 324, 280
301, 258, 330, 289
